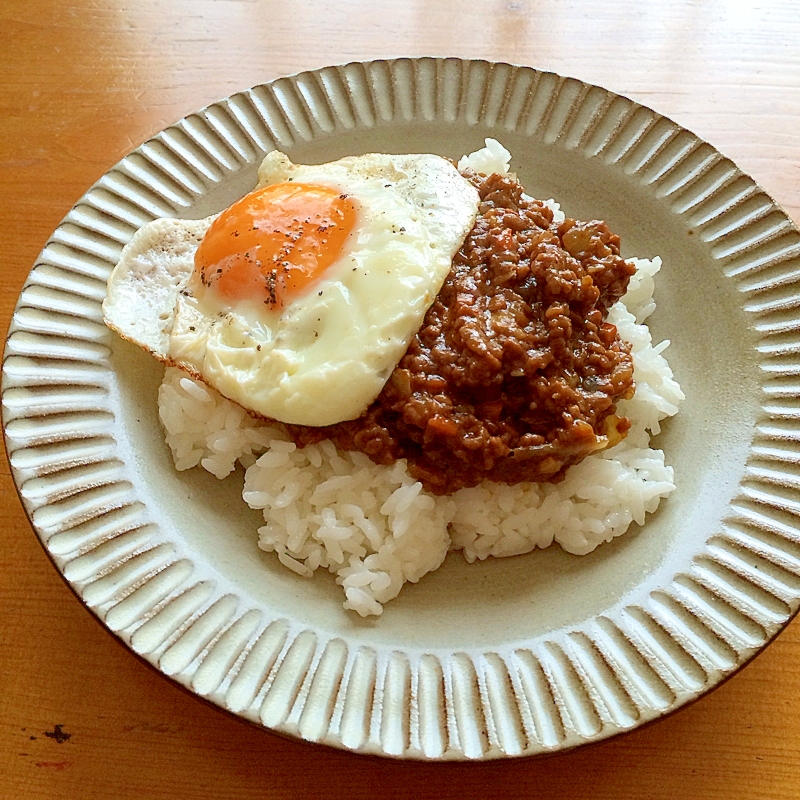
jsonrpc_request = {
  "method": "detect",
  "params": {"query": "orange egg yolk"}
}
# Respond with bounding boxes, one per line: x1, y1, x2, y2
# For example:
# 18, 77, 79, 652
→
192, 182, 357, 309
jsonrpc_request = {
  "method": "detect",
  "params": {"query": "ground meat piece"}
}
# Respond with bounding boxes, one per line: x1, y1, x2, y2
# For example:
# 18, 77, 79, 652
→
289, 170, 636, 494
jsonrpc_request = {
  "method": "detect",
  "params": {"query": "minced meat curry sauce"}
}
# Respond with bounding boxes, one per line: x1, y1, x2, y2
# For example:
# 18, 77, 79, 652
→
289, 170, 636, 494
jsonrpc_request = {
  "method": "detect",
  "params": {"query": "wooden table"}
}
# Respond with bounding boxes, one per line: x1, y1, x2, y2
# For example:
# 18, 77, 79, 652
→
2, 1, 799, 797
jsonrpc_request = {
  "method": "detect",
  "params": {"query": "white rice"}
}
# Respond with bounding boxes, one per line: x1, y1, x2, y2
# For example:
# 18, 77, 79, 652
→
156, 141, 684, 616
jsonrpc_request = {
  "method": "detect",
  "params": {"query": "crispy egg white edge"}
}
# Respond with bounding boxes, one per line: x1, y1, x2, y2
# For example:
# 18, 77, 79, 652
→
102, 217, 213, 359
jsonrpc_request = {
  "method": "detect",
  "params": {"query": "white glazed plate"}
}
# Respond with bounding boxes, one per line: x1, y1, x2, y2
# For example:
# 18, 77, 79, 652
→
5, 58, 800, 760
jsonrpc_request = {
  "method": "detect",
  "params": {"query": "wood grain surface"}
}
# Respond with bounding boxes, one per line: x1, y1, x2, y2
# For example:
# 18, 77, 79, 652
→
2, 1, 800, 798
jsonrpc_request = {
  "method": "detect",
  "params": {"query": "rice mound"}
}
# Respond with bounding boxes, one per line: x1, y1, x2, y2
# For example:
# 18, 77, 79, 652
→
155, 141, 684, 616
157, 252, 682, 617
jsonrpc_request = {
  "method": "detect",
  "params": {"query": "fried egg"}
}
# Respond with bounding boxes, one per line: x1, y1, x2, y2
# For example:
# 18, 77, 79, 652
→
103, 150, 480, 425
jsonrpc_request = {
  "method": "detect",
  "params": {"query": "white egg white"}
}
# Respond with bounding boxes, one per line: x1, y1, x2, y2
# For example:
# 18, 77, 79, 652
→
103, 150, 480, 426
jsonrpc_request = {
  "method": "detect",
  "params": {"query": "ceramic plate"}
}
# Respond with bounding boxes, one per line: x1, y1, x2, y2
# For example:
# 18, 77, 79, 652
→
5, 58, 800, 760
